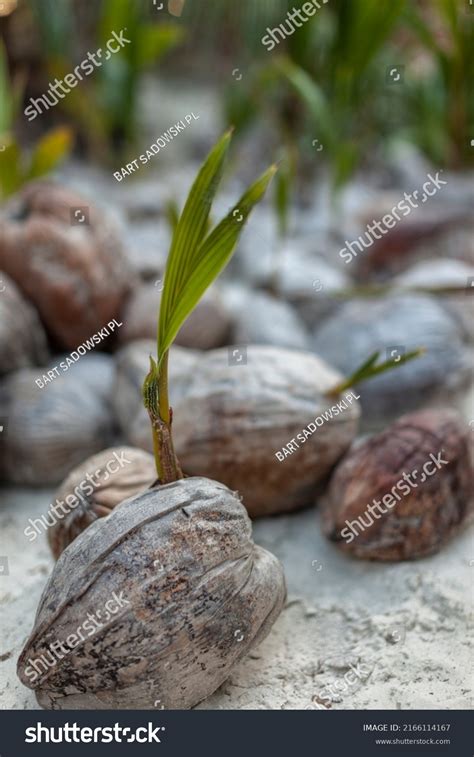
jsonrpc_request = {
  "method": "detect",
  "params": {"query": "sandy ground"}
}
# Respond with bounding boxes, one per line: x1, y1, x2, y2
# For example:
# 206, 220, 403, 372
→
1, 484, 472, 711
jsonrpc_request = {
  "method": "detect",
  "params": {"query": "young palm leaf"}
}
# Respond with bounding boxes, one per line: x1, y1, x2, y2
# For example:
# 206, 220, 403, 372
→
326, 348, 425, 398
143, 130, 277, 483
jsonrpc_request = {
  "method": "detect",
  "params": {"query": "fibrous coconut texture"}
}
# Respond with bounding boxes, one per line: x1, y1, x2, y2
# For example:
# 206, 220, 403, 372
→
321, 408, 473, 561
48, 447, 157, 560
1, 354, 115, 485
171, 346, 360, 517
17, 477, 286, 710
0, 181, 136, 349
0, 272, 49, 375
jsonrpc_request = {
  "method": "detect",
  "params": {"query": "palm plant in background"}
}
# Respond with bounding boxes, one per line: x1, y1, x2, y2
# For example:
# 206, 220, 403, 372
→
199, 0, 471, 192
405, 0, 474, 168
219, 0, 408, 191
29, 0, 184, 159
0, 40, 72, 200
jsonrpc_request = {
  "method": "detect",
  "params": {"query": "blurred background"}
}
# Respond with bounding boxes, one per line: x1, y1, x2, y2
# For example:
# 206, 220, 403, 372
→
0, 0, 473, 470
0, 0, 473, 712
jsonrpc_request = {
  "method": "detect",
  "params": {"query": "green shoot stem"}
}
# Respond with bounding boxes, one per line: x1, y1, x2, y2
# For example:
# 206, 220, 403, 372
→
145, 349, 183, 484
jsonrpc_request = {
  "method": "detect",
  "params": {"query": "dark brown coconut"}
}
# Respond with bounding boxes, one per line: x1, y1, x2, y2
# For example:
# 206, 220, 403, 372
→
321, 408, 473, 560
117, 282, 232, 350
0, 181, 136, 349
0, 272, 49, 375
17, 477, 286, 710
48, 447, 157, 560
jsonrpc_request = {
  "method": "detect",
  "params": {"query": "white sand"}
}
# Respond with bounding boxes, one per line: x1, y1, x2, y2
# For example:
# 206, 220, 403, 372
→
1, 486, 472, 710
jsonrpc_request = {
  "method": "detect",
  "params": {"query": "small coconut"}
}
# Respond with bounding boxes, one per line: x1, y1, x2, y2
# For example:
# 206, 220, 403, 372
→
18, 477, 286, 710
0, 181, 136, 349
321, 408, 473, 560
48, 447, 157, 560
112, 341, 199, 451
171, 345, 360, 517
117, 282, 232, 350
393, 258, 474, 344
1, 354, 115, 485
0, 272, 49, 375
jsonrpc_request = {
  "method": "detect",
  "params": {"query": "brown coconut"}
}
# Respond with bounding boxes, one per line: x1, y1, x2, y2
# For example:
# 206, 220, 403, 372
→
171, 346, 360, 517
0, 181, 136, 349
47, 447, 157, 560
17, 477, 286, 710
321, 408, 473, 560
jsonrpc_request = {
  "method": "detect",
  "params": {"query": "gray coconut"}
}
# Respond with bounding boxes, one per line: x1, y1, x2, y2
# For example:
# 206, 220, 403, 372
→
393, 258, 474, 344
1, 354, 115, 485
0, 181, 136, 349
170, 346, 360, 517
269, 250, 351, 330
223, 285, 310, 351
48, 447, 157, 560
312, 293, 473, 429
0, 272, 49, 375
17, 477, 286, 710
112, 341, 199, 451
117, 282, 232, 350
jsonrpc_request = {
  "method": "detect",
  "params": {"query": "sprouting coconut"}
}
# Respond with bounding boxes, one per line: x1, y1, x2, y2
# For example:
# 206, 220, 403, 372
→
17, 131, 286, 710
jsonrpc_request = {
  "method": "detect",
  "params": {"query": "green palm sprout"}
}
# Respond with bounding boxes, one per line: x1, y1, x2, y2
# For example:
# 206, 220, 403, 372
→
142, 129, 277, 482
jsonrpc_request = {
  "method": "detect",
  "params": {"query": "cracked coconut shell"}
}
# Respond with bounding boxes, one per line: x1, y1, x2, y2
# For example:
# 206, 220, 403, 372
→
18, 477, 286, 710
321, 408, 473, 560
48, 447, 157, 560
0, 181, 135, 349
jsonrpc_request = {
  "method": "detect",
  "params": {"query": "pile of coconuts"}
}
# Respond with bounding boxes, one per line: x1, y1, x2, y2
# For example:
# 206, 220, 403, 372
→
14, 134, 474, 710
